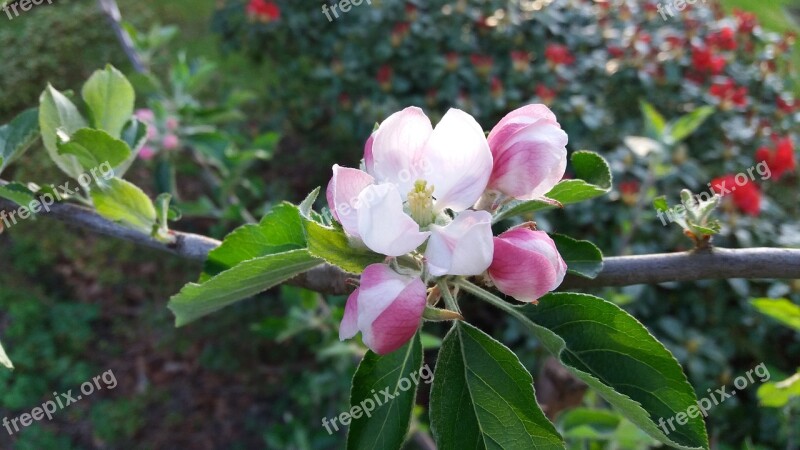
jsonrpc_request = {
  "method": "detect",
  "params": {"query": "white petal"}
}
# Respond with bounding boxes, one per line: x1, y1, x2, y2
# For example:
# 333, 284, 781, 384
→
326, 165, 374, 236
423, 109, 493, 212
356, 184, 430, 256
425, 210, 494, 276
339, 289, 360, 340
371, 107, 433, 195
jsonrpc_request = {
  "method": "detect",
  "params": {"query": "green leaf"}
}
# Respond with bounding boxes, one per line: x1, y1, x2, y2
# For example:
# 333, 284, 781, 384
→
116, 118, 149, 176
39, 84, 87, 179
758, 372, 800, 408
299, 187, 320, 219
559, 407, 621, 439
0, 339, 12, 370
515, 293, 708, 450
81, 65, 135, 138
57, 128, 131, 173
430, 322, 564, 450
304, 220, 384, 274
0, 107, 39, 175
551, 233, 603, 279
640, 101, 666, 138
202, 203, 307, 280
653, 196, 669, 213
666, 107, 714, 144
751, 298, 800, 331
495, 151, 612, 222
168, 249, 322, 326
0, 182, 36, 208
346, 333, 423, 450
91, 178, 157, 235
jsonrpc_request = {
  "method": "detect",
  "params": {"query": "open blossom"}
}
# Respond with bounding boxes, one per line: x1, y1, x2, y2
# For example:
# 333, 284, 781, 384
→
486, 104, 568, 201
327, 107, 494, 274
488, 228, 567, 303
339, 264, 426, 355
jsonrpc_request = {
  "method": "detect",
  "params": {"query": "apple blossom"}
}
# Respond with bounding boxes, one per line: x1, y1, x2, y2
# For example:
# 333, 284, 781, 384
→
326, 107, 494, 274
163, 134, 181, 150
488, 227, 567, 303
339, 263, 427, 355
486, 104, 568, 201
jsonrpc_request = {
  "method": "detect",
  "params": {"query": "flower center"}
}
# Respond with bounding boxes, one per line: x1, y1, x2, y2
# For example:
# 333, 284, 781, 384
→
407, 180, 435, 227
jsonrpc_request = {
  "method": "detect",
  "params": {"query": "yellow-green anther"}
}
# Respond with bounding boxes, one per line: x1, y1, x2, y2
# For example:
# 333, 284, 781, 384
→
408, 180, 435, 227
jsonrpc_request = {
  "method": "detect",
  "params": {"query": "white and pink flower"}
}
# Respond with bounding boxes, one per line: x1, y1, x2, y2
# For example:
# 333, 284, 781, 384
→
326, 106, 495, 270
334, 104, 570, 354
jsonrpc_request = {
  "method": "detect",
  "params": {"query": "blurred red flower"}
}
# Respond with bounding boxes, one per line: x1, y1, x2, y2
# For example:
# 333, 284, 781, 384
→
376, 65, 393, 91
246, 0, 280, 22
535, 84, 557, 104
733, 9, 757, 34
756, 136, 796, 180
777, 96, 795, 114
712, 175, 761, 216
544, 44, 575, 66
710, 78, 748, 108
691, 46, 726, 74
709, 27, 737, 51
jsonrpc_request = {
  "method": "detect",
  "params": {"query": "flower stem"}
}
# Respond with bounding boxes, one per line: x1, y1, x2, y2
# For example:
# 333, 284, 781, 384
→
453, 278, 525, 321
438, 280, 460, 313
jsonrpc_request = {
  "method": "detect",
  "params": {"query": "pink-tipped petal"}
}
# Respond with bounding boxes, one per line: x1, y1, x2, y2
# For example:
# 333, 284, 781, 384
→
423, 108, 493, 212
355, 264, 426, 355
425, 210, 494, 276
326, 165, 375, 236
488, 120, 568, 200
487, 104, 568, 201
487, 104, 560, 148
371, 107, 433, 195
356, 184, 430, 256
368, 279, 427, 354
339, 289, 360, 340
488, 229, 567, 303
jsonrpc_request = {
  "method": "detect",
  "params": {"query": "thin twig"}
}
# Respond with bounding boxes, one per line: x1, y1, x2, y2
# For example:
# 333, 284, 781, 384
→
97, 0, 147, 74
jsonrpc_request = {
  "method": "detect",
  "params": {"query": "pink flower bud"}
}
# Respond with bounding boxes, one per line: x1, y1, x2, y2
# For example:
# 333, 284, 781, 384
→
138, 146, 156, 161
166, 117, 179, 131
339, 264, 426, 355
162, 134, 180, 150
487, 104, 568, 200
488, 228, 567, 303
135, 109, 155, 123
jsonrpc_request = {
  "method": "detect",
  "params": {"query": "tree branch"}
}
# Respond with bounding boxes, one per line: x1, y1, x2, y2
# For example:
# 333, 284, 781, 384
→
2, 196, 799, 295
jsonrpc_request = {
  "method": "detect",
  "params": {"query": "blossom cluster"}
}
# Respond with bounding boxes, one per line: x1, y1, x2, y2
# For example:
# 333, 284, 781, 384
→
329, 104, 569, 354
134, 109, 181, 161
